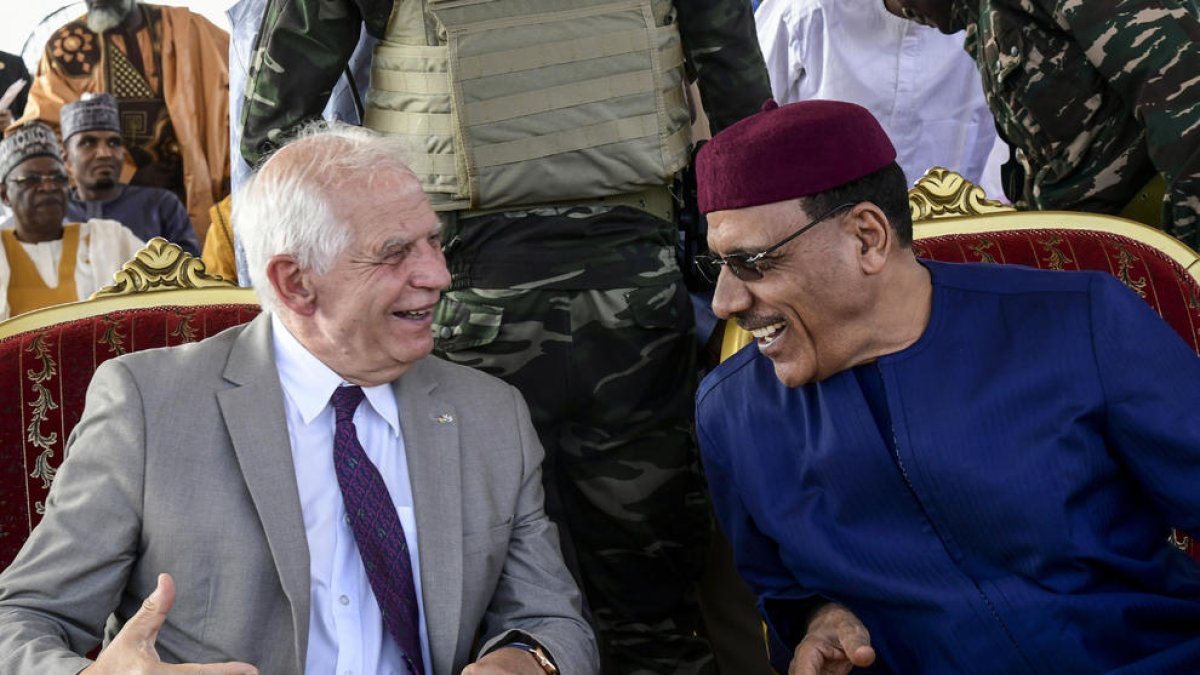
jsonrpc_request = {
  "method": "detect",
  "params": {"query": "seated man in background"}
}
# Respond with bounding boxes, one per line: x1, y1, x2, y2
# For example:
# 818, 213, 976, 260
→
0, 123, 597, 675
61, 94, 199, 256
693, 100, 1200, 674
0, 122, 142, 320
16, 0, 231, 239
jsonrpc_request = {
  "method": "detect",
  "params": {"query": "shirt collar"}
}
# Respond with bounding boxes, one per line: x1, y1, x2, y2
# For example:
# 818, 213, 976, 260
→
69, 183, 127, 206
270, 314, 401, 437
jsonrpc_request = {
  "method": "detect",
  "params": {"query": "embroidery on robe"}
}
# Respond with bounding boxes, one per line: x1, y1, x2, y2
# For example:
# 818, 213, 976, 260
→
107, 43, 154, 99
48, 23, 99, 77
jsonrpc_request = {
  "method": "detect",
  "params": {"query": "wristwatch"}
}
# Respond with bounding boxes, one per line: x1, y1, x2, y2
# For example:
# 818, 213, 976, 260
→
504, 641, 558, 674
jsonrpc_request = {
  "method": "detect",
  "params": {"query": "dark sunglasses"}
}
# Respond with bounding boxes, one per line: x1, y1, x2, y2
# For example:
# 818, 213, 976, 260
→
7, 172, 70, 188
694, 202, 857, 282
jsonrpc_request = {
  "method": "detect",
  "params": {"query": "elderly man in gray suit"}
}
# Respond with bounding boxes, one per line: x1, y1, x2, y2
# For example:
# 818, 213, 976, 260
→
0, 124, 598, 675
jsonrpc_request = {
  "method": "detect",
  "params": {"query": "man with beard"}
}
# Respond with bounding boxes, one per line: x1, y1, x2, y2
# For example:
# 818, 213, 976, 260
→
14, 0, 231, 241
0, 122, 142, 319
62, 94, 198, 256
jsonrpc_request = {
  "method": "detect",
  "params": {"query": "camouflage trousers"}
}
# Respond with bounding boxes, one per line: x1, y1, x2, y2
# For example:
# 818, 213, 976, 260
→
434, 208, 714, 675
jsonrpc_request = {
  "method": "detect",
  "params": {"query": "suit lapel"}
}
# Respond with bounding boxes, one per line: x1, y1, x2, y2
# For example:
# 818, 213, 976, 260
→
396, 358, 464, 674
216, 314, 311, 673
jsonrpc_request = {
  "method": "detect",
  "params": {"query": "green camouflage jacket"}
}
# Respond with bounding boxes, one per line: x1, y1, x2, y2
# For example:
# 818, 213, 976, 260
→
240, 0, 769, 167
950, 0, 1200, 247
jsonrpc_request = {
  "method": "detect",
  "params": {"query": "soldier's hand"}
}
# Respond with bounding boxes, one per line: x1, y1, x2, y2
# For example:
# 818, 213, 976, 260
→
788, 603, 875, 675
81, 573, 259, 675
0, 109, 12, 131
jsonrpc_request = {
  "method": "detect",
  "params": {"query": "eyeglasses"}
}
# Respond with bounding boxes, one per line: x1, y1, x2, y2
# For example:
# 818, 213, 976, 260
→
7, 173, 70, 188
694, 202, 857, 282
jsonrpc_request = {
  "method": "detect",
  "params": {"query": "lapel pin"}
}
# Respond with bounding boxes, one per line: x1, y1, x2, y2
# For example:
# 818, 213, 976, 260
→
435, 413, 454, 424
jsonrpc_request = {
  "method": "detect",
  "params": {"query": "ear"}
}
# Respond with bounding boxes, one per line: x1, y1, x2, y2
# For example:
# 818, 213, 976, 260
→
61, 144, 76, 179
848, 202, 892, 275
265, 255, 318, 316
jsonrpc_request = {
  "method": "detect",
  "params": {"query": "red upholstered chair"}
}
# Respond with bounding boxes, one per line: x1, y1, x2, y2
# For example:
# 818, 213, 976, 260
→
0, 239, 259, 572
720, 168, 1200, 561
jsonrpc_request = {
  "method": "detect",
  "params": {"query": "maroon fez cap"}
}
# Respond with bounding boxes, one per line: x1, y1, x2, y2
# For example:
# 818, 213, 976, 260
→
696, 99, 896, 214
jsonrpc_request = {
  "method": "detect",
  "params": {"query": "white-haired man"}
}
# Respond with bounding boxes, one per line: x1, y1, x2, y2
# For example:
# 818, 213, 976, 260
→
15, 0, 230, 239
0, 124, 598, 675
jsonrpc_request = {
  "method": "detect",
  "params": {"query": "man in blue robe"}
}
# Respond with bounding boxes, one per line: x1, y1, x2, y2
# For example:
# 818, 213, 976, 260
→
692, 99, 1200, 674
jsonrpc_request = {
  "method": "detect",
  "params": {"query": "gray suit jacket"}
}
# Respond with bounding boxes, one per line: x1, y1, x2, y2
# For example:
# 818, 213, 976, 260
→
0, 314, 597, 674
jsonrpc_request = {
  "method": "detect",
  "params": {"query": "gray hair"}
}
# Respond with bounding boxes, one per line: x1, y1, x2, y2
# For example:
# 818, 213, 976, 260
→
87, 0, 137, 33
233, 122, 421, 312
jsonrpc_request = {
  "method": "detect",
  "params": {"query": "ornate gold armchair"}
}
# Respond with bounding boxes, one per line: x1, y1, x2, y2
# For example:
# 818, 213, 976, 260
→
0, 239, 260, 571
720, 168, 1200, 560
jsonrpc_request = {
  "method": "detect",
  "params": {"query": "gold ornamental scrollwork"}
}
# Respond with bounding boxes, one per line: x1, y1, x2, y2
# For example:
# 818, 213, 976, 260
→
1037, 235, 1073, 270
93, 238, 236, 298
1113, 245, 1148, 298
24, 335, 60, 514
909, 167, 1014, 222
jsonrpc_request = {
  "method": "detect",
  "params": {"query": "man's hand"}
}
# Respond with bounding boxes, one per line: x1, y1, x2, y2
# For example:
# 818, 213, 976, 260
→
789, 603, 876, 675
462, 645, 546, 675
81, 573, 258, 675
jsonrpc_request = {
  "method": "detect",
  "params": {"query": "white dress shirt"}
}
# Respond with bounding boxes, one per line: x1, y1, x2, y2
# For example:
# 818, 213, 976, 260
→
271, 316, 433, 675
756, 0, 1007, 197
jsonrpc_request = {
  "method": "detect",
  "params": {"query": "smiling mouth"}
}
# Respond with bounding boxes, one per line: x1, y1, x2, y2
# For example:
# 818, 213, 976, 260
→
393, 307, 433, 320
746, 320, 786, 349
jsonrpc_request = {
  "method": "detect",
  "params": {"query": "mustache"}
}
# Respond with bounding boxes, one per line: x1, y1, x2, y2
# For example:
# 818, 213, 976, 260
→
735, 313, 785, 332
33, 193, 65, 207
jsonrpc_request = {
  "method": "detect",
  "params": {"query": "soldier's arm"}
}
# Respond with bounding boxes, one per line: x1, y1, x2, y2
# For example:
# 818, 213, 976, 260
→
675, 0, 771, 134
1053, 0, 1200, 247
240, 0, 391, 167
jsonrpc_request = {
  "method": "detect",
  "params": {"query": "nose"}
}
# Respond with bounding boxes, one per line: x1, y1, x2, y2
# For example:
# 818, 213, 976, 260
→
413, 240, 452, 291
710, 267, 752, 320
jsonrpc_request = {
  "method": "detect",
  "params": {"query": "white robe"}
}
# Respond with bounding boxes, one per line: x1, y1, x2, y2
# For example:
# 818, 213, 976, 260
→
755, 0, 1007, 196
0, 218, 145, 320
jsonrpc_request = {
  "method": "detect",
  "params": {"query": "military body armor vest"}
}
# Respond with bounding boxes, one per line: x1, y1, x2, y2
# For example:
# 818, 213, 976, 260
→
364, 0, 692, 211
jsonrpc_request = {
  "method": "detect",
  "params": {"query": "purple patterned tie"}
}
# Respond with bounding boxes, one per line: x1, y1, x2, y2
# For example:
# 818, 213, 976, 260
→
330, 386, 425, 675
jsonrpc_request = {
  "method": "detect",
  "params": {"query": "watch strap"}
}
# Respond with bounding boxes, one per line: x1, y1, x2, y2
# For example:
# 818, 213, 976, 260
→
503, 641, 558, 674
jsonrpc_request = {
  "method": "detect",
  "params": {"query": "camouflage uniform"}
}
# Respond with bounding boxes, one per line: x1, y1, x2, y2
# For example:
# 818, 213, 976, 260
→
948, 0, 1200, 248
242, 2, 770, 673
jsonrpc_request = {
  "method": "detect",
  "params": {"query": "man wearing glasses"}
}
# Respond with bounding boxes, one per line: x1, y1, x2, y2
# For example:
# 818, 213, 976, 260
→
0, 122, 143, 319
693, 99, 1200, 673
